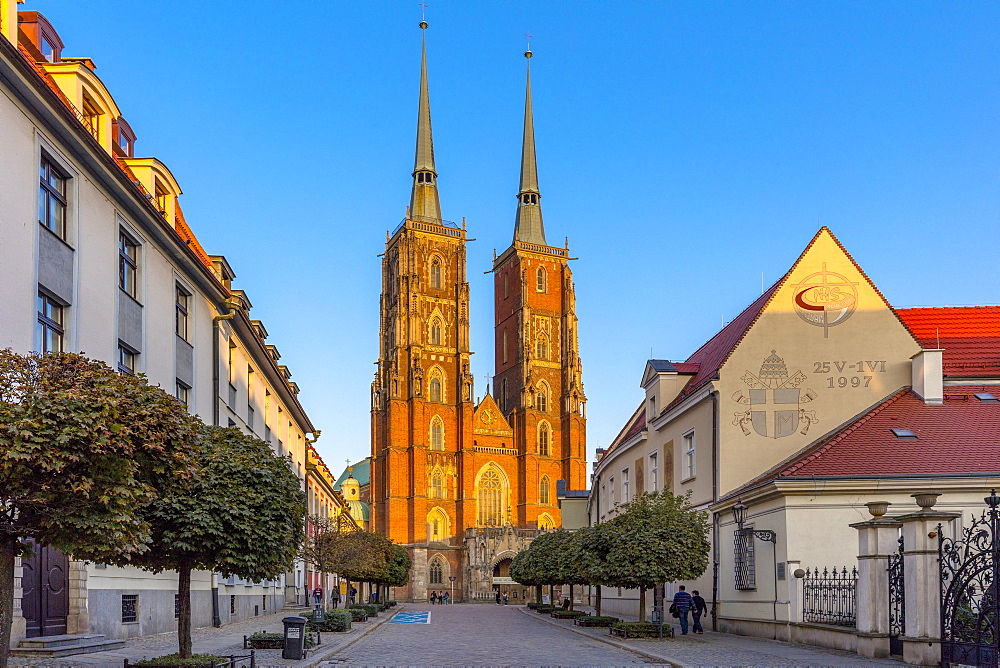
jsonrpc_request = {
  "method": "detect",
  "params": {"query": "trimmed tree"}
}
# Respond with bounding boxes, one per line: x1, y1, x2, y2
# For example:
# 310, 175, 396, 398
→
576, 522, 615, 616
328, 530, 396, 601
373, 545, 411, 601
0, 351, 198, 668
115, 426, 306, 659
299, 514, 339, 602
602, 490, 711, 620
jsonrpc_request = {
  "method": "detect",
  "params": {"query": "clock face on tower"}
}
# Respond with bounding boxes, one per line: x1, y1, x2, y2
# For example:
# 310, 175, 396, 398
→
480, 408, 497, 425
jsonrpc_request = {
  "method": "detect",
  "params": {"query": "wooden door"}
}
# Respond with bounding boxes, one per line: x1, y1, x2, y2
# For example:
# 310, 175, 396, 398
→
21, 542, 69, 638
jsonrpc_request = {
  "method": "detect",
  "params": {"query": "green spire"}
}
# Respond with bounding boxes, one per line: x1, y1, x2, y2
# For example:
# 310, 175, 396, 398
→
409, 21, 442, 222
514, 49, 546, 246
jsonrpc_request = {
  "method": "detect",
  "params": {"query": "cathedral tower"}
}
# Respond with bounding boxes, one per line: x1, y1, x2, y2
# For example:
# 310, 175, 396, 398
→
371, 21, 474, 599
493, 50, 588, 524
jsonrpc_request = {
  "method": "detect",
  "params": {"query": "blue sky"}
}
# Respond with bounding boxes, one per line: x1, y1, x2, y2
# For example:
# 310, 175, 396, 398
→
32, 1, 998, 474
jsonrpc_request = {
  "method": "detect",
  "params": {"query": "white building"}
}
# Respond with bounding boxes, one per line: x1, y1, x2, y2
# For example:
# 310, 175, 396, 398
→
0, 4, 329, 651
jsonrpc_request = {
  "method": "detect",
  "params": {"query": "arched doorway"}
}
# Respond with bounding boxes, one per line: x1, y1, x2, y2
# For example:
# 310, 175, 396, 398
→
492, 557, 529, 603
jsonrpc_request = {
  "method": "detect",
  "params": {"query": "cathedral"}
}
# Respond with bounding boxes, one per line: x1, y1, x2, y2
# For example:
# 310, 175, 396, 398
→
370, 22, 587, 602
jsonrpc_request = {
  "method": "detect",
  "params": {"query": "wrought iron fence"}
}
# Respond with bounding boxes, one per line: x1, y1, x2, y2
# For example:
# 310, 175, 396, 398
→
734, 529, 757, 590
888, 536, 905, 655
802, 566, 858, 627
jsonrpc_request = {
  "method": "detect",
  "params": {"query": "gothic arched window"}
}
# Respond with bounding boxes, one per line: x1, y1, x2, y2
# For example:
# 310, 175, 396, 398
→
536, 266, 546, 293
536, 383, 548, 412
429, 557, 443, 584
536, 334, 548, 361
431, 258, 442, 290
431, 469, 444, 498
540, 476, 551, 505
430, 318, 443, 346
430, 416, 444, 451
477, 467, 508, 527
538, 421, 550, 456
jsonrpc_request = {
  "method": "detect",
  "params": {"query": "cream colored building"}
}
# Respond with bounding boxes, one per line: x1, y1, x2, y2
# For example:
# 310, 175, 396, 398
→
0, 5, 328, 651
590, 227, 1000, 657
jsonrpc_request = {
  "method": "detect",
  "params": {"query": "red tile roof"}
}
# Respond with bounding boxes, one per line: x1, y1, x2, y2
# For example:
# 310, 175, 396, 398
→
896, 307, 1000, 377
607, 403, 646, 452
776, 385, 1000, 478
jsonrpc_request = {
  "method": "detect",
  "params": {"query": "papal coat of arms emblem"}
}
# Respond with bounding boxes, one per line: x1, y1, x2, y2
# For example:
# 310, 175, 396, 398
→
733, 350, 818, 438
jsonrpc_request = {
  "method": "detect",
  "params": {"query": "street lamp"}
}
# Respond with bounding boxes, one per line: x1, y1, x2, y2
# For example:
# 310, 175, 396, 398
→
448, 576, 457, 604
730, 498, 778, 626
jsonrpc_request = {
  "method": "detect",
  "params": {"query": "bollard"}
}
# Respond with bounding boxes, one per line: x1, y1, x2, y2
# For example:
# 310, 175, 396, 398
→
281, 615, 308, 660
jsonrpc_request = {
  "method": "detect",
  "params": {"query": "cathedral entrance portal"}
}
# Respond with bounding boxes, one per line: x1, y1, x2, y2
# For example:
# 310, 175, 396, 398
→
491, 557, 526, 602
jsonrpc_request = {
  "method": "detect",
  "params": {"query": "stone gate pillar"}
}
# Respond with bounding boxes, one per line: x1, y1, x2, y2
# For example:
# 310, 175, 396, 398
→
897, 493, 960, 667
850, 501, 902, 658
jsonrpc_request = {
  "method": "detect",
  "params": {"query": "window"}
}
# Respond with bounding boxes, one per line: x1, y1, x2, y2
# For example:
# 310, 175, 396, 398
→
36, 292, 64, 353
536, 266, 546, 292
175, 285, 190, 341
609, 477, 615, 507
431, 469, 444, 498
430, 416, 444, 450
536, 335, 548, 361
649, 452, 658, 492
39, 155, 68, 238
430, 258, 442, 289
247, 366, 255, 430
429, 375, 442, 403
432, 518, 440, 539
539, 476, 550, 505
122, 594, 138, 623
429, 559, 443, 584
117, 342, 136, 374
154, 181, 170, 217
82, 93, 101, 142
502, 330, 508, 363
734, 528, 757, 590
115, 119, 135, 157
623, 468, 632, 503
477, 467, 507, 527
683, 430, 696, 479
538, 421, 550, 456
430, 318, 442, 346
39, 34, 56, 62
118, 231, 138, 297
175, 380, 190, 406
536, 384, 548, 412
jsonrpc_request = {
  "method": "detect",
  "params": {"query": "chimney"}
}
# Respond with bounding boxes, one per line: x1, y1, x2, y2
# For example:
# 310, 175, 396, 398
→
911, 349, 944, 405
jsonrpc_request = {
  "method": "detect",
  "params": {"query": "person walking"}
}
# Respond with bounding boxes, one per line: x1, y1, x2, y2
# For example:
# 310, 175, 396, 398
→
692, 590, 708, 634
430, 591, 437, 605
495, 590, 501, 605
330, 586, 341, 609
349, 585, 357, 604
503, 592, 509, 605
672, 585, 694, 635
443, 591, 449, 604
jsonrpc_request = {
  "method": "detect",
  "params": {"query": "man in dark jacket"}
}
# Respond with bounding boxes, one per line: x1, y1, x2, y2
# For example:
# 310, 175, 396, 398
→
691, 590, 708, 634
672, 585, 694, 635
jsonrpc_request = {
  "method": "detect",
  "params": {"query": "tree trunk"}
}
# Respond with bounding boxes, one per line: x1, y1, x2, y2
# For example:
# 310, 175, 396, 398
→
569, 584, 574, 611
535, 584, 542, 604
0, 536, 18, 668
177, 558, 194, 659
639, 586, 646, 622
595, 585, 602, 617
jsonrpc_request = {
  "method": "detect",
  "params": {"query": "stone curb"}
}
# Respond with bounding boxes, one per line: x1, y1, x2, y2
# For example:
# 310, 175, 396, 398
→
515, 607, 683, 667
305, 606, 402, 667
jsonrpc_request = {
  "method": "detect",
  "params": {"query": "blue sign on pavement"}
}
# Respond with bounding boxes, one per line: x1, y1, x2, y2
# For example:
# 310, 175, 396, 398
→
389, 611, 431, 624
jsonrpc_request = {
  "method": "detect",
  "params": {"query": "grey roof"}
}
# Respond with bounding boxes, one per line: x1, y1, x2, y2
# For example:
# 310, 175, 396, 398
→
408, 23, 442, 222
514, 53, 546, 246
648, 359, 679, 373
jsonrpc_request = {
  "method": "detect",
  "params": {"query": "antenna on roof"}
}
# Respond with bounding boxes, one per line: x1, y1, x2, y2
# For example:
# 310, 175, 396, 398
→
761, 271, 765, 294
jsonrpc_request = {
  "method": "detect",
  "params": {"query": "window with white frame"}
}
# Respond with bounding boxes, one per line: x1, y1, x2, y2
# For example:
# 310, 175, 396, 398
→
609, 477, 615, 507
649, 452, 658, 492
683, 430, 696, 479
175, 284, 190, 341
622, 468, 630, 503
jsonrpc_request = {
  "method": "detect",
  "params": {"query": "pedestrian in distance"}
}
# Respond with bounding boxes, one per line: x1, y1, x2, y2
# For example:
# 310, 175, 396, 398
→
349, 585, 357, 604
330, 587, 341, 609
692, 590, 707, 634
443, 591, 449, 604
503, 592, 509, 605
431, 590, 438, 605
495, 590, 501, 605
671, 585, 694, 635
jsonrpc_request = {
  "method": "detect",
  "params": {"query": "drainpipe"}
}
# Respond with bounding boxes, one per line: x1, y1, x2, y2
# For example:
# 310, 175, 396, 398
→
210, 297, 239, 627
709, 390, 720, 632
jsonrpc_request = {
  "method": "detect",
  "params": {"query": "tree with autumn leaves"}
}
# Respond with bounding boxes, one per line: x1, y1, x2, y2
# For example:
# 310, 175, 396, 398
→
0, 351, 307, 665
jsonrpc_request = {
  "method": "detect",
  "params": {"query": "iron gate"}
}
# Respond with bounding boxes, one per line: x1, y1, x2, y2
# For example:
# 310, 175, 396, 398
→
887, 535, 904, 656
940, 490, 1000, 667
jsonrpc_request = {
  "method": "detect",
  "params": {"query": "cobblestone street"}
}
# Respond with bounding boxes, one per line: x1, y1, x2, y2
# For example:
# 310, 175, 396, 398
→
321, 603, 906, 667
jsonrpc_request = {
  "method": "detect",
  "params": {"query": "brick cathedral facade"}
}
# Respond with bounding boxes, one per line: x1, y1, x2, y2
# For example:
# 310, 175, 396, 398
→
370, 25, 587, 601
